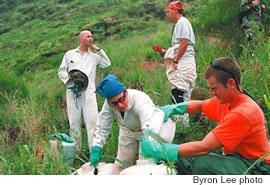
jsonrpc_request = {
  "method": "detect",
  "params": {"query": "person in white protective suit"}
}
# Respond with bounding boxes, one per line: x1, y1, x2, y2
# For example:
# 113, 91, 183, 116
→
89, 74, 174, 174
152, 1, 197, 125
58, 30, 111, 152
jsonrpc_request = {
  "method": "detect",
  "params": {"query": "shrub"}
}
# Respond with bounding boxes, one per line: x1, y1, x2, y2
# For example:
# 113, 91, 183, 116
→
0, 66, 28, 104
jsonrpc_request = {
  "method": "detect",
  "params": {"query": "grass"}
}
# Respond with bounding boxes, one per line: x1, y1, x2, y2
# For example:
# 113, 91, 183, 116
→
0, 0, 269, 174
1, 143, 73, 175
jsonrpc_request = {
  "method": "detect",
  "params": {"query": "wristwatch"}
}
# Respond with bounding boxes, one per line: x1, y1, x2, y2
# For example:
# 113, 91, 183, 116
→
173, 60, 178, 64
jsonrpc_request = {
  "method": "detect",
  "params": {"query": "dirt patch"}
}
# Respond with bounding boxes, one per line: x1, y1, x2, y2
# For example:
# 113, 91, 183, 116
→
138, 59, 166, 72
207, 36, 233, 50
42, 51, 58, 58
38, 62, 49, 67
5, 126, 20, 146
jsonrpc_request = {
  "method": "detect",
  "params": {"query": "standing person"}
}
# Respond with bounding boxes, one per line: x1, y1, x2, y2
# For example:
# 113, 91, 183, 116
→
152, 1, 197, 125
140, 57, 270, 175
58, 30, 111, 152
89, 74, 173, 174
239, 0, 265, 50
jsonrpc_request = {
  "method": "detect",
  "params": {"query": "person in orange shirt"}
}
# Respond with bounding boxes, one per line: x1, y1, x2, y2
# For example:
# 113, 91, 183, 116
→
140, 57, 270, 174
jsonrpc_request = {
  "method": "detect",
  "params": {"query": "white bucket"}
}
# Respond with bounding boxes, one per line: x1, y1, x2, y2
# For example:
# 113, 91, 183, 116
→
74, 160, 176, 175
49, 140, 76, 167
119, 159, 176, 175
73, 162, 116, 175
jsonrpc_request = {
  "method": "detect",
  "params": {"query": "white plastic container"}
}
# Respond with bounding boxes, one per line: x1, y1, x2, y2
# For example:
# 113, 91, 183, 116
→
74, 160, 176, 175
49, 140, 76, 167
120, 159, 176, 175
73, 162, 116, 175
147, 108, 176, 143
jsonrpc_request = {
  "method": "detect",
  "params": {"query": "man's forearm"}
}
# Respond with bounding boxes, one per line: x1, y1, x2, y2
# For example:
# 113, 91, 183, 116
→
186, 100, 203, 114
178, 132, 223, 157
178, 141, 209, 157
174, 39, 189, 62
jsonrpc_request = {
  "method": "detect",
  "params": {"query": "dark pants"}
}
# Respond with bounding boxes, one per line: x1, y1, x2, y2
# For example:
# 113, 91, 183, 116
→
172, 89, 184, 104
175, 153, 270, 175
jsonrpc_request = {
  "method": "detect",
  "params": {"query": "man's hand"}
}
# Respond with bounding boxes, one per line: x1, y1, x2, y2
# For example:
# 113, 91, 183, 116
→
159, 102, 188, 122
173, 63, 178, 70
89, 146, 102, 167
152, 46, 166, 54
140, 137, 179, 163
90, 43, 99, 51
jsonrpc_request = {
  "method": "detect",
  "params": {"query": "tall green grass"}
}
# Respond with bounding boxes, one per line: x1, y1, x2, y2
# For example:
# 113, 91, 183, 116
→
0, 143, 73, 175
0, 0, 269, 174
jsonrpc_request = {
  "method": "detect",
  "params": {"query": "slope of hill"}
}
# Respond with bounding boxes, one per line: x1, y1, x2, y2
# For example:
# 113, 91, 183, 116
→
0, 0, 167, 74
0, 0, 269, 175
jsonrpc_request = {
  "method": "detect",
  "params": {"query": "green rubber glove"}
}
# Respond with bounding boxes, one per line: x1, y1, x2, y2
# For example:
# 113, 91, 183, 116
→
90, 146, 102, 167
140, 137, 179, 163
159, 102, 188, 122
48, 133, 73, 143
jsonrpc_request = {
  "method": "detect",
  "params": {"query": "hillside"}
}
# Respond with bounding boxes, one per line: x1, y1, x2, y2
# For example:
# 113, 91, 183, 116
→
0, 0, 269, 175
0, 0, 167, 73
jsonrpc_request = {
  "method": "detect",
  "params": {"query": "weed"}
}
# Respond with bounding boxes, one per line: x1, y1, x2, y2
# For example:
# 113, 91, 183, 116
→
0, 0, 269, 174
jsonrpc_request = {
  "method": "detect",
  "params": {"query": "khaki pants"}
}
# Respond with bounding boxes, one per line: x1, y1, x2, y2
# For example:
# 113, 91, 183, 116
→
113, 126, 144, 174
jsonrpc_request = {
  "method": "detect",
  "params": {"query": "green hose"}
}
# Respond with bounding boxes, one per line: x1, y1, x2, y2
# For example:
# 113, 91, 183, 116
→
101, 155, 129, 168
243, 151, 270, 175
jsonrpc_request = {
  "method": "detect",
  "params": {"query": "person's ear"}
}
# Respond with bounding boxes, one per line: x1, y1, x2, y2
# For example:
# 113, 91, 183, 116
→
228, 79, 236, 89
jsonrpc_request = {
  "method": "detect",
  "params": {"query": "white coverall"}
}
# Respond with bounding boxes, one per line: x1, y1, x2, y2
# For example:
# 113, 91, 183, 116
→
92, 89, 158, 174
165, 16, 197, 126
58, 47, 111, 151
166, 16, 197, 102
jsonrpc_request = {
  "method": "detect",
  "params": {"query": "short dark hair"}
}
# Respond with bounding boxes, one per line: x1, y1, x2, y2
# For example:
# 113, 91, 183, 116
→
204, 57, 241, 87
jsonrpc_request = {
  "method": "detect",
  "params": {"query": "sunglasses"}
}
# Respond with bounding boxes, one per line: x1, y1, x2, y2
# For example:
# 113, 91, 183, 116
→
210, 59, 241, 90
109, 91, 126, 106
210, 60, 236, 80
210, 59, 255, 101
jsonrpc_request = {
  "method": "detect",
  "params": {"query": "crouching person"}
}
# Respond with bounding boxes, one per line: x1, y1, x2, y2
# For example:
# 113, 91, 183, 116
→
140, 57, 270, 175
89, 74, 160, 174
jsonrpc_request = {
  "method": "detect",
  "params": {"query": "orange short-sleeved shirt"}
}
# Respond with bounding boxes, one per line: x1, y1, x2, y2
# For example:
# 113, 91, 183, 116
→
202, 95, 270, 164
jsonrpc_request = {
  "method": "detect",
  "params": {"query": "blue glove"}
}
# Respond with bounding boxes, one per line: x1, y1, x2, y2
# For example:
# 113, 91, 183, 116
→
89, 146, 102, 167
69, 84, 81, 96
159, 102, 188, 122
140, 137, 179, 163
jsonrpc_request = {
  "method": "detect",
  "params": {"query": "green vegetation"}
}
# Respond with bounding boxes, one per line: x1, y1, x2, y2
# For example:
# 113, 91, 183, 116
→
0, 0, 269, 174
